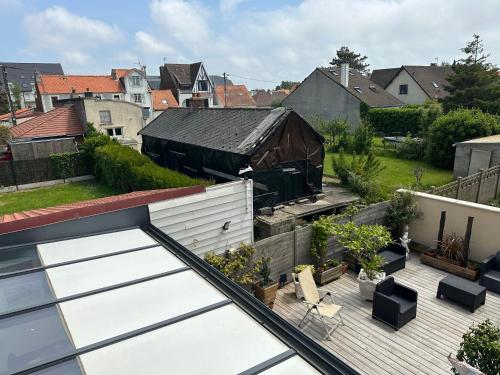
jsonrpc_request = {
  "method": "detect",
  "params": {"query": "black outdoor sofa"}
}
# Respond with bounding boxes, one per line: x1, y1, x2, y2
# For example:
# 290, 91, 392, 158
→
479, 251, 500, 294
372, 276, 418, 330
355, 243, 407, 275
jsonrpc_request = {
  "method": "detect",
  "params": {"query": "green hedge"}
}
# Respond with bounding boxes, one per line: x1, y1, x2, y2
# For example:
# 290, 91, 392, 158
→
94, 143, 209, 192
367, 107, 423, 135
49, 152, 91, 179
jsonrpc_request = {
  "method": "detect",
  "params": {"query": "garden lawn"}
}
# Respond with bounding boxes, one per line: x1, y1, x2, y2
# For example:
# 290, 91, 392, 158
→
324, 152, 453, 198
0, 180, 120, 216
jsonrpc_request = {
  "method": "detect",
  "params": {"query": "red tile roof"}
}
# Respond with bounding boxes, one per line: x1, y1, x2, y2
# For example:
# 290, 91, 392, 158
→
37, 74, 124, 94
152, 90, 179, 110
0, 185, 205, 234
0, 108, 43, 121
9, 105, 84, 139
112, 69, 131, 79
215, 85, 256, 107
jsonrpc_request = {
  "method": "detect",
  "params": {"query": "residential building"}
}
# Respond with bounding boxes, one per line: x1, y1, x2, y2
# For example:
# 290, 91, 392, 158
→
111, 68, 153, 119
252, 90, 288, 107
146, 75, 161, 90
209, 75, 233, 87
151, 89, 179, 118
139, 107, 325, 208
370, 65, 454, 104
0, 107, 43, 126
0, 62, 64, 109
282, 65, 402, 127
159, 62, 217, 107
214, 84, 256, 107
58, 97, 147, 150
453, 134, 500, 177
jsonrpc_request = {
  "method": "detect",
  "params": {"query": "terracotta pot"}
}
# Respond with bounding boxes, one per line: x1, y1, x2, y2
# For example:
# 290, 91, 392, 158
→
341, 262, 348, 274
254, 281, 279, 308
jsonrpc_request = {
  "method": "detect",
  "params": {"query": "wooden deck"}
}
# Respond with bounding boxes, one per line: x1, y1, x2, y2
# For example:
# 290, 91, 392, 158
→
274, 255, 500, 375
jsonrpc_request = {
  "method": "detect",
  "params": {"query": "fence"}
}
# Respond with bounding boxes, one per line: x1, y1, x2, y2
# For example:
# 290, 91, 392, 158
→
0, 156, 92, 189
430, 164, 500, 204
253, 201, 389, 282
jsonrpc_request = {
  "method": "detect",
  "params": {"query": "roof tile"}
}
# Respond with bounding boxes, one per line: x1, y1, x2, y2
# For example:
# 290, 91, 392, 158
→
152, 90, 179, 110
215, 85, 256, 107
37, 75, 124, 95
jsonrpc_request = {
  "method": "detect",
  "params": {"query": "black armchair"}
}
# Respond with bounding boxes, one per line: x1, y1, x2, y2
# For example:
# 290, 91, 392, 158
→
378, 243, 407, 275
372, 276, 418, 330
479, 251, 500, 293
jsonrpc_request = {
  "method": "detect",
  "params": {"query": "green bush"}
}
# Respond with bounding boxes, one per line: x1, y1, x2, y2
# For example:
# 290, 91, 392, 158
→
367, 106, 424, 135
395, 134, 425, 160
94, 143, 209, 192
49, 152, 90, 180
347, 172, 382, 203
352, 121, 374, 154
332, 151, 385, 185
453, 319, 500, 375
426, 108, 500, 168
80, 133, 115, 165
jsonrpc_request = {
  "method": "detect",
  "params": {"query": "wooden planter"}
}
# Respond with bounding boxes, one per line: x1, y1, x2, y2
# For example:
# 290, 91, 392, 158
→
420, 253, 479, 280
314, 265, 343, 285
254, 281, 279, 308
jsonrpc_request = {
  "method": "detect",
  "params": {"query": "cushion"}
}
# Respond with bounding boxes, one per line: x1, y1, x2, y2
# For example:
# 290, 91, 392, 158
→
484, 269, 500, 282
380, 250, 404, 263
390, 294, 416, 314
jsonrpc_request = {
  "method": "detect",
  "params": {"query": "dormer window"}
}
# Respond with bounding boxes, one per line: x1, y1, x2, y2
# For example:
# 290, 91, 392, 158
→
130, 76, 141, 86
197, 80, 208, 92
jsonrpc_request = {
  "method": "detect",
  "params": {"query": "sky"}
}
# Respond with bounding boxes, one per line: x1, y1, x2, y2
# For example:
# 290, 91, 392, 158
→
1, 0, 500, 89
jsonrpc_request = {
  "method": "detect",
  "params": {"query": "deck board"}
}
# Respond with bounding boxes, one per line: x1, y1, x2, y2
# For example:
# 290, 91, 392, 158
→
274, 255, 500, 375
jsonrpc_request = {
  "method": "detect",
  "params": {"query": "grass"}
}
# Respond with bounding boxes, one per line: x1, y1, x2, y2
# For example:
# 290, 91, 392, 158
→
0, 180, 120, 216
324, 139, 454, 198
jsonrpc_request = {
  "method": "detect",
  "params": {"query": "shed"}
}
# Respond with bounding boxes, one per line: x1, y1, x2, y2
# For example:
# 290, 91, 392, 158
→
453, 135, 500, 177
10, 137, 78, 160
139, 107, 325, 208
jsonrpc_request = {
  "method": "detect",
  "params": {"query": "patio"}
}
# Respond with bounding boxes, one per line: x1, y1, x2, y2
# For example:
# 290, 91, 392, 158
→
273, 255, 500, 375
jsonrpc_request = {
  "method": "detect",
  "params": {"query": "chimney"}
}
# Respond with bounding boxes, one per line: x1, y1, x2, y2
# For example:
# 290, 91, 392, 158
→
340, 63, 349, 87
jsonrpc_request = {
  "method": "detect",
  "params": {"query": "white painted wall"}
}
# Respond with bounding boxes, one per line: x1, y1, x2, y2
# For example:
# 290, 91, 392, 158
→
385, 69, 429, 104
149, 180, 254, 257
404, 190, 500, 261
121, 72, 153, 119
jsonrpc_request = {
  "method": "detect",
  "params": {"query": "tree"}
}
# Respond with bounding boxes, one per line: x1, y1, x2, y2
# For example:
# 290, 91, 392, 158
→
330, 46, 370, 74
275, 80, 299, 91
441, 34, 500, 114
0, 125, 10, 145
0, 91, 9, 115
11, 83, 21, 110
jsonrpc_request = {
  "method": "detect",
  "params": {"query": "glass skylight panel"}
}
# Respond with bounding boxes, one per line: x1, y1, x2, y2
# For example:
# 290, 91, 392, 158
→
432, 81, 439, 88
0, 271, 55, 314
37, 228, 157, 265
260, 356, 320, 374
32, 360, 82, 375
59, 270, 227, 348
0, 307, 74, 375
46, 246, 185, 298
79, 304, 291, 375
0, 245, 41, 274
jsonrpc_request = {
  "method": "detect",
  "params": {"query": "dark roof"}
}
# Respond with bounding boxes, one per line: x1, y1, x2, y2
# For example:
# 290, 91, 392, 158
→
165, 62, 202, 86
399, 65, 454, 99
139, 107, 291, 155
369, 68, 400, 88
0, 62, 63, 92
318, 68, 402, 108
252, 90, 289, 107
210, 75, 233, 86
147, 75, 161, 90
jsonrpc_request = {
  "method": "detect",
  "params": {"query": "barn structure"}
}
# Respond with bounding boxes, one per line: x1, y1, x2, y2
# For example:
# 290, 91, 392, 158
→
139, 107, 325, 208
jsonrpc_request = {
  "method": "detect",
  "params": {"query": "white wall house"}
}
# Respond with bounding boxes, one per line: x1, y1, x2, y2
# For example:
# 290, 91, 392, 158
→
149, 180, 254, 257
112, 69, 153, 120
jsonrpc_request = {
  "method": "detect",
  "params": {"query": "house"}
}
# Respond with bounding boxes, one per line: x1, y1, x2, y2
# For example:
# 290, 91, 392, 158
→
214, 85, 256, 107
453, 134, 500, 178
0, 107, 43, 126
151, 89, 179, 118
57, 97, 147, 150
9, 105, 85, 142
111, 68, 153, 118
139, 107, 325, 208
252, 90, 288, 107
209, 75, 233, 86
0, 62, 64, 109
282, 64, 402, 127
146, 75, 161, 90
370, 65, 454, 104
159, 62, 217, 107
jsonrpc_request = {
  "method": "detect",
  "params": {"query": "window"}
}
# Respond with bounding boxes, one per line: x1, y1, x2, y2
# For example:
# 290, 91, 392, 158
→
107, 127, 123, 138
51, 96, 58, 106
134, 94, 142, 103
399, 84, 408, 95
113, 94, 120, 100
353, 86, 363, 93
197, 80, 208, 92
99, 110, 112, 124
130, 75, 141, 86
432, 81, 439, 88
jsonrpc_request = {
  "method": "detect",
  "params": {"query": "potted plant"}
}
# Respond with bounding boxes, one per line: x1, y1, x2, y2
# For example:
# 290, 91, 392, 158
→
253, 257, 279, 308
310, 216, 344, 285
437, 232, 464, 266
331, 221, 392, 300
387, 190, 422, 237
292, 265, 314, 299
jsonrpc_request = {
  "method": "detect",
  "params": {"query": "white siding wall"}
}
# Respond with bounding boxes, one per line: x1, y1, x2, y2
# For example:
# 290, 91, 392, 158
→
149, 180, 254, 257
385, 69, 429, 104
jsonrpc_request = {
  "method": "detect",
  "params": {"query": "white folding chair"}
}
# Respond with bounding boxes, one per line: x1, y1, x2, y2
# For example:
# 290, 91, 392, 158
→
297, 266, 344, 340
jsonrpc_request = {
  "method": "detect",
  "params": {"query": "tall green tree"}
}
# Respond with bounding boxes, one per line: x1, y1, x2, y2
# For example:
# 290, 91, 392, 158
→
330, 46, 370, 74
11, 83, 22, 110
0, 91, 9, 115
275, 80, 299, 91
442, 34, 500, 114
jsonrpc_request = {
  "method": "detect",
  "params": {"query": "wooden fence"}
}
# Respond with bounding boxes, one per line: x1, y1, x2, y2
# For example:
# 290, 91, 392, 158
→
430, 164, 500, 204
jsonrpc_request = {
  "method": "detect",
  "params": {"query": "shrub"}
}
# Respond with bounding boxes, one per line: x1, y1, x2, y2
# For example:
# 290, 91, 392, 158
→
453, 319, 500, 375
49, 152, 88, 180
311, 216, 335, 269
387, 190, 422, 233
367, 106, 423, 135
426, 108, 500, 168
347, 172, 382, 203
352, 121, 373, 154
313, 116, 351, 153
94, 143, 209, 192
80, 133, 115, 166
332, 151, 385, 185
395, 134, 425, 160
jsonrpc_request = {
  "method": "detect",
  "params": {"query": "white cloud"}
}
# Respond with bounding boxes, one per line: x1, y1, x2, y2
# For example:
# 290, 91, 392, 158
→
135, 31, 174, 55
219, 0, 245, 14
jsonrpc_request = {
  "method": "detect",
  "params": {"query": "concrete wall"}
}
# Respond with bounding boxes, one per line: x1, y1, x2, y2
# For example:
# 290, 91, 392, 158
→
282, 69, 362, 128
385, 69, 429, 104
405, 190, 500, 262
454, 143, 500, 178
41, 93, 124, 112
149, 180, 254, 257
83, 99, 145, 151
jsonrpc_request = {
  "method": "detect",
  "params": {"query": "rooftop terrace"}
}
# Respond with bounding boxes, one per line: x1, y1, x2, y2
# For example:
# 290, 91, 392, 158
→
274, 255, 500, 375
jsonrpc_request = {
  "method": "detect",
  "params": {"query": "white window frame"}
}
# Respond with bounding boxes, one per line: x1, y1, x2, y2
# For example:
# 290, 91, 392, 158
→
106, 127, 124, 139
130, 76, 141, 87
